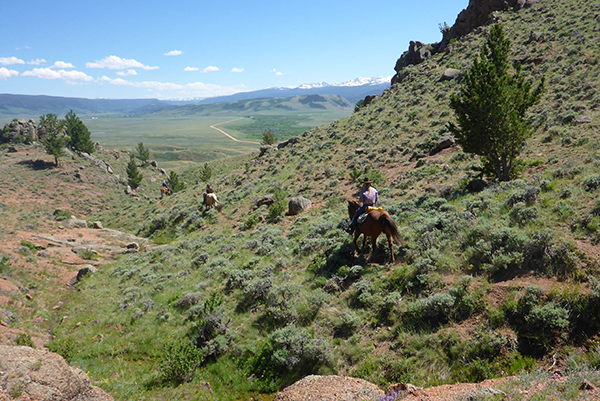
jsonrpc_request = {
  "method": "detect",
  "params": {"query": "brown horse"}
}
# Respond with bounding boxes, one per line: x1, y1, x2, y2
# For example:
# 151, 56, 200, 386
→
204, 193, 219, 209
348, 200, 402, 263
160, 186, 170, 198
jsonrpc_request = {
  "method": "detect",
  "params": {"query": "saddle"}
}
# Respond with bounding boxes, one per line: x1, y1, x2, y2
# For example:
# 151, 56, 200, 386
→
357, 206, 382, 224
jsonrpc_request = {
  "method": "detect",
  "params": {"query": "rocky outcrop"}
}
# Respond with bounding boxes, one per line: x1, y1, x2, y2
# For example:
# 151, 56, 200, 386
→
274, 375, 384, 401
445, 0, 541, 42
392, 0, 541, 84
1, 119, 37, 143
0, 344, 113, 401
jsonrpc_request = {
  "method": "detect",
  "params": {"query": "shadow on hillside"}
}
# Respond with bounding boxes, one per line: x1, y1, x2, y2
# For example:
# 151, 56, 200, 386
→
17, 159, 56, 170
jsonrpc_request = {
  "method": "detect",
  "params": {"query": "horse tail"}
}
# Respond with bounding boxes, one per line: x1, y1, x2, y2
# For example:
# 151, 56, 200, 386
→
382, 216, 401, 245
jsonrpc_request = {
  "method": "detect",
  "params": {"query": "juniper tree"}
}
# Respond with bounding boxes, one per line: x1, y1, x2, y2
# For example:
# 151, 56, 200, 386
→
39, 113, 66, 166
448, 24, 545, 182
261, 129, 276, 146
166, 171, 186, 193
199, 163, 212, 182
126, 154, 143, 189
135, 142, 150, 167
64, 110, 95, 154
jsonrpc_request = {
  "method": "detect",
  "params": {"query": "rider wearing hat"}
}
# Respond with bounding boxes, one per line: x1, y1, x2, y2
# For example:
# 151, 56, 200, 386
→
351, 177, 378, 230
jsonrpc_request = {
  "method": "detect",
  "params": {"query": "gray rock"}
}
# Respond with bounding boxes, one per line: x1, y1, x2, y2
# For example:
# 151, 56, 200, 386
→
436, 137, 455, 150
69, 217, 88, 228
76, 264, 98, 282
92, 221, 103, 229
259, 145, 274, 157
441, 68, 462, 81
288, 197, 311, 216
254, 194, 275, 210
0, 344, 113, 400
149, 160, 158, 167
125, 185, 133, 195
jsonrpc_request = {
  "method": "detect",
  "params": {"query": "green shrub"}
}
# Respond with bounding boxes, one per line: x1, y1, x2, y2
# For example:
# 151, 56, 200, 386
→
249, 324, 331, 385
267, 200, 286, 222
243, 214, 260, 230
334, 312, 363, 338
46, 337, 76, 363
158, 339, 204, 385
583, 174, 600, 191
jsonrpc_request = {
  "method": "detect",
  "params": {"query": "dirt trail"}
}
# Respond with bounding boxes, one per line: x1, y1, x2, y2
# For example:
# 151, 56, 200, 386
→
210, 118, 261, 145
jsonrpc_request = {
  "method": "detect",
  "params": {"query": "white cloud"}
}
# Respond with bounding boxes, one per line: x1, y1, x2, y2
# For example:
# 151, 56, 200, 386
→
231, 67, 244, 73
201, 66, 219, 73
50, 61, 74, 69
117, 69, 138, 76
0, 67, 19, 80
0, 57, 25, 66
99, 76, 182, 90
164, 50, 183, 56
86, 55, 158, 70
22, 68, 94, 82
184, 66, 199, 72
272, 68, 283, 76
28, 59, 46, 65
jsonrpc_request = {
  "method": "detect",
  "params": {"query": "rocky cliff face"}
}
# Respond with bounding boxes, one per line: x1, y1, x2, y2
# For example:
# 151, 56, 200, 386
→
391, 0, 543, 84
0, 345, 113, 401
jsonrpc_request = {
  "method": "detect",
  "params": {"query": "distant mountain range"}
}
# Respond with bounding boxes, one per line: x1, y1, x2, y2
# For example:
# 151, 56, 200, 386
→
0, 77, 390, 119
185, 77, 391, 106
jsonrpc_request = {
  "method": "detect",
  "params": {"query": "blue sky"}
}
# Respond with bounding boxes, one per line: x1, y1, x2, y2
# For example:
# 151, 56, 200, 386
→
0, 0, 468, 100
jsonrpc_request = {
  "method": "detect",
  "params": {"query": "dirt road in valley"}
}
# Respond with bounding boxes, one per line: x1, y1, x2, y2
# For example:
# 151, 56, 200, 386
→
210, 118, 261, 145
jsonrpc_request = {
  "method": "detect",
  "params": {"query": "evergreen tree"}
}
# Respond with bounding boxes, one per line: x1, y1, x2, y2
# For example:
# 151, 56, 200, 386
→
261, 129, 276, 145
199, 163, 212, 182
64, 110, 95, 154
166, 171, 186, 193
126, 154, 143, 189
39, 113, 66, 166
448, 24, 545, 181
136, 142, 150, 167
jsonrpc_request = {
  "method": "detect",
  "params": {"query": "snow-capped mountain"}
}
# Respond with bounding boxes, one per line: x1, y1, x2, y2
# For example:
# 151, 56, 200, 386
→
193, 77, 392, 105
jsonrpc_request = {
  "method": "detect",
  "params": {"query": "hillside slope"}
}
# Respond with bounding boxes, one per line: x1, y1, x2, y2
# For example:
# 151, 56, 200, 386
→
3, 0, 600, 400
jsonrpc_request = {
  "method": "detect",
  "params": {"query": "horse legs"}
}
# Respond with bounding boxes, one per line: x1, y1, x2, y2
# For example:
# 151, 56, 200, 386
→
386, 232, 395, 263
368, 235, 378, 261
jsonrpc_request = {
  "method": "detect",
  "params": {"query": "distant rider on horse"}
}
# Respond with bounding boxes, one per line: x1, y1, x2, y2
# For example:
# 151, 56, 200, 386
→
351, 178, 378, 232
202, 183, 214, 206
162, 180, 171, 194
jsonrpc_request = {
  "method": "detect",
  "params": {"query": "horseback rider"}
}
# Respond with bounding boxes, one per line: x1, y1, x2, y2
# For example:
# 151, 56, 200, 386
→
162, 180, 171, 194
202, 183, 214, 205
351, 178, 378, 231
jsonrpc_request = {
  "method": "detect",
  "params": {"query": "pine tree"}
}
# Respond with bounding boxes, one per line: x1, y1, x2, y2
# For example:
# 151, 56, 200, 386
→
64, 110, 95, 154
199, 163, 212, 182
136, 142, 150, 167
39, 113, 66, 166
261, 129, 276, 145
166, 171, 186, 193
448, 24, 545, 181
126, 154, 143, 189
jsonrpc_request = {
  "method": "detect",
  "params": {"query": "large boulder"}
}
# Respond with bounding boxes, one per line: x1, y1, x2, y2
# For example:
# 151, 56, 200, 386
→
0, 344, 113, 400
288, 197, 311, 216
274, 375, 384, 401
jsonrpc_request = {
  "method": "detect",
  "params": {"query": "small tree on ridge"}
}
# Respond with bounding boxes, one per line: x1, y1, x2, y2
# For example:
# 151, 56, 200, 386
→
448, 24, 545, 181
